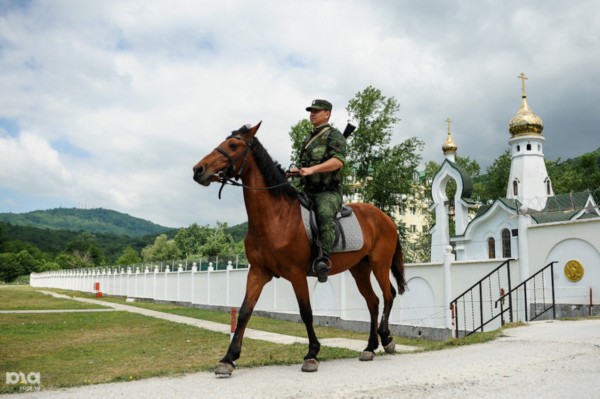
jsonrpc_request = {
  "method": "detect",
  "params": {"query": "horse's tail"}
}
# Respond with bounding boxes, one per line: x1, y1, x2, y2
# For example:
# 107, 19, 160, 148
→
390, 237, 407, 295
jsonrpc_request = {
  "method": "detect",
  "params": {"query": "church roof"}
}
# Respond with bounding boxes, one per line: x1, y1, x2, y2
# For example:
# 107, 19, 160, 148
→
470, 192, 598, 225
529, 191, 597, 223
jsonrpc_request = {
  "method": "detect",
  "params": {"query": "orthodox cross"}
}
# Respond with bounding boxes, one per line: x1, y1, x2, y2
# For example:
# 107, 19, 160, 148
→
518, 72, 528, 97
445, 117, 452, 135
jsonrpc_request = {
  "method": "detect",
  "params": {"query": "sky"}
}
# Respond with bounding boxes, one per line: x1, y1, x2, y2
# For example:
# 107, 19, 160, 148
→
1, 0, 599, 228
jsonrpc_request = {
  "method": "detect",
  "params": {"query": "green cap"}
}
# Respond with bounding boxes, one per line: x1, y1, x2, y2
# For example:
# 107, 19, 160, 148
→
306, 99, 332, 112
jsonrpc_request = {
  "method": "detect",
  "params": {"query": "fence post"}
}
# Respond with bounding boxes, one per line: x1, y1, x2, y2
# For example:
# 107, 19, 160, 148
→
443, 245, 454, 329
191, 263, 197, 304
207, 262, 213, 305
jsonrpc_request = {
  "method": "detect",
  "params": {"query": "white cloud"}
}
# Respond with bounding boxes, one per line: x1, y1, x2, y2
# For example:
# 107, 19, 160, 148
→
1, 0, 599, 227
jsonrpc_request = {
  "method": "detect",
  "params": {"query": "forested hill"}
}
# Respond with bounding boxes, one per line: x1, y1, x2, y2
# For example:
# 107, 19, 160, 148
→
0, 208, 172, 237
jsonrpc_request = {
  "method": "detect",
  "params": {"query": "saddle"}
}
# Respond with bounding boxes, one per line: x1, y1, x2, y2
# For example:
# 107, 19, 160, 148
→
298, 193, 364, 253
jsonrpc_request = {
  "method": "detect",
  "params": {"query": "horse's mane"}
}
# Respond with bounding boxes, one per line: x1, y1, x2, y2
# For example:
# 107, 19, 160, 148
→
252, 138, 298, 199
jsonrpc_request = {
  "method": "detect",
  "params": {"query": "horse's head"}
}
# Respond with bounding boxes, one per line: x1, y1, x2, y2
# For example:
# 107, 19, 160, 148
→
193, 122, 262, 186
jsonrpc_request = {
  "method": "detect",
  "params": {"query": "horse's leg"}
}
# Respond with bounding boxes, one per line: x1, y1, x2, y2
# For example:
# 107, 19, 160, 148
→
372, 256, 397, 353
290, 273, 321, 372
349, 261, 380, 361
215, 265, 272, 376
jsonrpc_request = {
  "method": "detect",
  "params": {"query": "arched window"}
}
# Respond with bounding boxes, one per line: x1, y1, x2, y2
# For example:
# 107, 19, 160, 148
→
502, 229, 511, 258
516, 145, 520, 152
526, 143, 532, 151
513, 180, 518, 196
545, 178, 552, 195
488, 237, 496, 259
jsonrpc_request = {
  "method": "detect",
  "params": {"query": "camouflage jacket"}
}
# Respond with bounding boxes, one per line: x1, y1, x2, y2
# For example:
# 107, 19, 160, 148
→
299, 124, 346, 192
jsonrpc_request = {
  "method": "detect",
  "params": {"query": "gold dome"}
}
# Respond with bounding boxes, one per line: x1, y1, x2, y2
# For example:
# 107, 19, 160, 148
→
509, 73, 544, 136
442, 117, 458, 154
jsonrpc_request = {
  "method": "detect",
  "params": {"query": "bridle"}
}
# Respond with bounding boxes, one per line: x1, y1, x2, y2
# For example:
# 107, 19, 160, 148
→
215, 132, 255, 181
212, 128, 295, 199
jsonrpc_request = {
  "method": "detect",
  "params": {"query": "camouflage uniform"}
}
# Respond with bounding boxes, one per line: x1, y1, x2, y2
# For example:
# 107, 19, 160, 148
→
300, 124, 347, 259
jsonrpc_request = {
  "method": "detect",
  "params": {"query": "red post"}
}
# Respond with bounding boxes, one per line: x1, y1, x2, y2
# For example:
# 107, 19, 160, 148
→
230, 308, 237, 342
94, 282, 102, 298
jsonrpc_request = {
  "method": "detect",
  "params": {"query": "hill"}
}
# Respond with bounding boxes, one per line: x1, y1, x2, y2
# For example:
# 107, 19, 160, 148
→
0, 208, 172, 238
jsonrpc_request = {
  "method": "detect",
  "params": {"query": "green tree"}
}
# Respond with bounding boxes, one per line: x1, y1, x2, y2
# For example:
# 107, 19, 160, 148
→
289, 119, 313, 166
174, 223, 213, 258
479, 150, 511, 202
66, 232, 104, 265
0, 223, 8, 251
345, 86, 424, 214
0, 250, 40, 282
141, 234, 182, 262
201, 222, 235, 257
116, 246, 142, 265
0, 253, 21, 282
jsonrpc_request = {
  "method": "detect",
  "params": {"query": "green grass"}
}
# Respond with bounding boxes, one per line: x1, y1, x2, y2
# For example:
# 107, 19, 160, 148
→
0, 286, 366, 393
47, 288, 432, 346
0, 285, 518, 392
0, 286, 107, 311
0, 310, 357, 393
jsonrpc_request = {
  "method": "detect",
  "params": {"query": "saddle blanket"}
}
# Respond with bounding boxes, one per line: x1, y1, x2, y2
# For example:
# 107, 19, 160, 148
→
300, 204, 364, 253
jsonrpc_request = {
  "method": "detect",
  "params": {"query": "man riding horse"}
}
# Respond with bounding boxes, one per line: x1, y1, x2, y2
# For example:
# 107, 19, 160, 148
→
290, 99, 347, 283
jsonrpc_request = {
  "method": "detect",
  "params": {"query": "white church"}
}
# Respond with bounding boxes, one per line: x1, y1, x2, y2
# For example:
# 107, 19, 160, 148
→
422, 73, 600, 333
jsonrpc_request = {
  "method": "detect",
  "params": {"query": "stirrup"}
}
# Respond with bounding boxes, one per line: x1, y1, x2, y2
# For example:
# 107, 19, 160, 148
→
313, 256, 330, 283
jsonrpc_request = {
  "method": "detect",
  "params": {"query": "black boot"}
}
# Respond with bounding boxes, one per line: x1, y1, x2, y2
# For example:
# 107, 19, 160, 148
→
313, 256, 330, 283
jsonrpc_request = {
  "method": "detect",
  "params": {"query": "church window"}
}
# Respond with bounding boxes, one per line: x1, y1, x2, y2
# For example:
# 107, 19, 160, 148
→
501, 229, 511, 258
513, 180, 518, 196
526, 143, 532, 151
516, 145, 520, 152
488, 237, 496, 259
545, 178, 552, 195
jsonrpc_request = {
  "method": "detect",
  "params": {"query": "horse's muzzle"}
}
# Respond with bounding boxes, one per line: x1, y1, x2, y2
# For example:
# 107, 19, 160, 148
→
193, 166, 211, 186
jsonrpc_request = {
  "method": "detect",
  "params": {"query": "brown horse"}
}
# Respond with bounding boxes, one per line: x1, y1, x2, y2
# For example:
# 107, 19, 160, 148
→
192, 122, 406, 376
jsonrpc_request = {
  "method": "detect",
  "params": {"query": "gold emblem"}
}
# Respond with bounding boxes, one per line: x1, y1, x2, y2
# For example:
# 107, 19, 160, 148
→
564, 260, 584, 282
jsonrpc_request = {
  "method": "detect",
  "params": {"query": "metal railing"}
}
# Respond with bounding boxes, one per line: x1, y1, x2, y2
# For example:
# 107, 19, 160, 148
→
450, 259, 513, 338
495, 261, 556, 324
451, 260, 557, 338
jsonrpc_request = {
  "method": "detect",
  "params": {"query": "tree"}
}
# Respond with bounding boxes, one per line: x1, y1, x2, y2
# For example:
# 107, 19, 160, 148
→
66, 232, 104, 266
480, 150, 511, 202
200, 222, 235, 257
116, 246, 142, 265
289, 119, 313, 166
174, 223, 213, 258
345, 86, 424, 215
0, 250, 40, 282
141, 234, 182, 262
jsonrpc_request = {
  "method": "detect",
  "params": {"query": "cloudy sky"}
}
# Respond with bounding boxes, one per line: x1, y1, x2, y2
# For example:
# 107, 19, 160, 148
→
1, 0, 598, 228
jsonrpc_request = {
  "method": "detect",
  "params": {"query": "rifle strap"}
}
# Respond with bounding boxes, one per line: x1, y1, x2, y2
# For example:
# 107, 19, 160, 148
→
303, 126, 331, 152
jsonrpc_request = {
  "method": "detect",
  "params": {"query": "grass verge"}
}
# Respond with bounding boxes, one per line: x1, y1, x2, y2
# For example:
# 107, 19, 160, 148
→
0, 286, 515, 392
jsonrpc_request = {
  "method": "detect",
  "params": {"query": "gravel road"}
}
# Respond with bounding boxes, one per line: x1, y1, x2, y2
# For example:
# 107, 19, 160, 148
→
6, 319, 599, 399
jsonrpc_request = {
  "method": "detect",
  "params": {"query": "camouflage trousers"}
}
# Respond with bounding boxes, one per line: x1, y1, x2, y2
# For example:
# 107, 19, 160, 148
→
306, 190, 343, 258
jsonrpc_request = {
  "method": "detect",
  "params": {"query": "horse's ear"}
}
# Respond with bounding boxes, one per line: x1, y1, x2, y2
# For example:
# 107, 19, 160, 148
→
247, 121, 262, 138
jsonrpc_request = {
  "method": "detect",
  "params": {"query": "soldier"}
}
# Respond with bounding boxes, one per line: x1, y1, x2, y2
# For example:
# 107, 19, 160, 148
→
291, 99, 347, 282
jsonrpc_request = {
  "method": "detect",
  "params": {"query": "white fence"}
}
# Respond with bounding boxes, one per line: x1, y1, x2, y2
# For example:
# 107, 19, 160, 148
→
30, 262, 455, 333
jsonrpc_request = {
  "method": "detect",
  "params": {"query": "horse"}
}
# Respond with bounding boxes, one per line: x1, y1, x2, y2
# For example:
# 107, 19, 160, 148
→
192, 122, 406, 376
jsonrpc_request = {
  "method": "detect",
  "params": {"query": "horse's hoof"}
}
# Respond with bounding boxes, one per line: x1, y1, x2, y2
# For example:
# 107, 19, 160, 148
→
214, 362, 234, 377
301, 358, 319, 372
359, 351, 375, 361
384, 340, 396, 354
